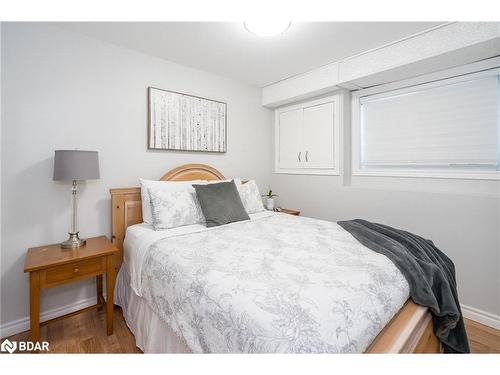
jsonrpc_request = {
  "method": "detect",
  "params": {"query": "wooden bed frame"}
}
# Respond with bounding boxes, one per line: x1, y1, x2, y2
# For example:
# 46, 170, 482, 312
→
109, 163, 441, 354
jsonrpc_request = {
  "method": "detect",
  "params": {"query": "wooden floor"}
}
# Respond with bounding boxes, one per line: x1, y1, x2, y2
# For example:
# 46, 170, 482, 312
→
4, 307, 500, 353
5, 307, 141, 353
464, 319, 500, 353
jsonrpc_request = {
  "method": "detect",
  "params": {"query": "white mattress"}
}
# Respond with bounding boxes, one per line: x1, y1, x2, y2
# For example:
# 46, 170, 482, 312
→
115, 265, 190, 353
116, 212, 409, 353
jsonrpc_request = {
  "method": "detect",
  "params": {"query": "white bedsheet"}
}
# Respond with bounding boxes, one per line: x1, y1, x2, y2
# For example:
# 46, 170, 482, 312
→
115, 265, 191, 353
123, 210, 275, 297
122, 213, 410, 353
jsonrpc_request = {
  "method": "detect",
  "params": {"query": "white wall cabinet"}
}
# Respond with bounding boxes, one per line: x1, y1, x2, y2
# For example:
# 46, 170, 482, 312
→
278, 108, 303, 169
275, 95, 341, 175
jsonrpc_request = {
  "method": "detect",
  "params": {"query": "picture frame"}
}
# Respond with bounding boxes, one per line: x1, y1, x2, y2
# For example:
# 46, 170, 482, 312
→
147, 87, 227, 153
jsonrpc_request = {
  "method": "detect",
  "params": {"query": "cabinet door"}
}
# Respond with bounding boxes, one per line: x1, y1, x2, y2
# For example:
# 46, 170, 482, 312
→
302, 102, 335, 168
278, 109, 303, 169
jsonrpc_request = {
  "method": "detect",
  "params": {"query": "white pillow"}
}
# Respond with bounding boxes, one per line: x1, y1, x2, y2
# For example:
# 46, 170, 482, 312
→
148, 187, 204, 230
140, 179, 203, 224
237, 180, 265, 214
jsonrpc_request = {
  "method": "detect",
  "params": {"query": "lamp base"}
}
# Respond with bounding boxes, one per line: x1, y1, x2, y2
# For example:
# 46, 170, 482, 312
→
60, 232, 86, 249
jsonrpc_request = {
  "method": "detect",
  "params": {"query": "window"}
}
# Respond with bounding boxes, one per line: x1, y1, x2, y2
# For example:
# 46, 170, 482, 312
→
352, 68, 500, 180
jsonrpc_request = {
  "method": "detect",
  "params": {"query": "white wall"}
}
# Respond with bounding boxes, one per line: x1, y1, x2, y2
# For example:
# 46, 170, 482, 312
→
271, 91, 500, 319
0, 23, 273, 333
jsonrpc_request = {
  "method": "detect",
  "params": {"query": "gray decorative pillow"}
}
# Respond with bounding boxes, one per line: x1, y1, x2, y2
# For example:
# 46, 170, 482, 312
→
193, 180, 250, 227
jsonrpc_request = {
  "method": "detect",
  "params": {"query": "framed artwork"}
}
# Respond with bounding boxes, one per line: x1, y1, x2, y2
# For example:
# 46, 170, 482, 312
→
148, 87, 227, 152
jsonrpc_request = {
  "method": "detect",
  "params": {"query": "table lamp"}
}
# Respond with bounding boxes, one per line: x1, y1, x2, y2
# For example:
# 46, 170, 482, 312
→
53, 150, 100, 248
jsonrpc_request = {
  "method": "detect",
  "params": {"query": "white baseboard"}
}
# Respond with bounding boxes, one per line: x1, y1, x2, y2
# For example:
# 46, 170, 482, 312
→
2, 298, 498, 338
461, 304, 500, 330
0, 296, 99, 339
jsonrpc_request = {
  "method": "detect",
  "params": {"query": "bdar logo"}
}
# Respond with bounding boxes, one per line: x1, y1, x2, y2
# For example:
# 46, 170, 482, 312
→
0, 339, 48, 353
1, 339, 17, 353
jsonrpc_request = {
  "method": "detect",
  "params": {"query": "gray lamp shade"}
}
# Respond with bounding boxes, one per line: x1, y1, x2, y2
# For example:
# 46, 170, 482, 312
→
53, 150, 100, 181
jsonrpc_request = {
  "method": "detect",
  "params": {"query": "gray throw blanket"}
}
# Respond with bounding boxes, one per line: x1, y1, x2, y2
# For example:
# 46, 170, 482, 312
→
338, 219, 470, 353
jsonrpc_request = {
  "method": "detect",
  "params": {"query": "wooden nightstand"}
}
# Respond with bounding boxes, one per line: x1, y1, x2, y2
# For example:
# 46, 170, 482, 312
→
274, 207, 300, 216
23, 236, 118, 343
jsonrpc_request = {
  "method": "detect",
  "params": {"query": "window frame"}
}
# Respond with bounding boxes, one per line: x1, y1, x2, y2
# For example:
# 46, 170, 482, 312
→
351, 63, 500, 180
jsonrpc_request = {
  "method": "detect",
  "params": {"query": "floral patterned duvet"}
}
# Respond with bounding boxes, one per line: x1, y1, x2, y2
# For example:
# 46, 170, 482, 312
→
140, 213, 409, 353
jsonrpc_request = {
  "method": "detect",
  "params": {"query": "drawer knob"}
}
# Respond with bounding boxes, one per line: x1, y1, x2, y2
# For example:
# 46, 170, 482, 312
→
74, 268, 79, 273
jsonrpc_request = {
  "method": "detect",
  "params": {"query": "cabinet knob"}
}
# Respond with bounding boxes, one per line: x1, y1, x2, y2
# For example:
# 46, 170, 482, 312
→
305, 151, 309, 162
74, 268, 79, 273
298, 151, 301, 162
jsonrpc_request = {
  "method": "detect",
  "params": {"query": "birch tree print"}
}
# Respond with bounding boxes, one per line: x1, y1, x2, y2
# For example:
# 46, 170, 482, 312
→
148, 87, 227, 152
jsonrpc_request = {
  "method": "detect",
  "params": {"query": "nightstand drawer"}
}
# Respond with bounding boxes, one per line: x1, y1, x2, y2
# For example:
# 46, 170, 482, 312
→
41, 257, 106, 287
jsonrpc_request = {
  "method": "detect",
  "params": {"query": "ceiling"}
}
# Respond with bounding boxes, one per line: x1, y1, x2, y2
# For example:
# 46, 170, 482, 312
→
55, 22, 444, 87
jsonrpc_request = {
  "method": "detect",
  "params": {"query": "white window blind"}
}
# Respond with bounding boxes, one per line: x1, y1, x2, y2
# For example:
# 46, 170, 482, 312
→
360, 75, 499, 168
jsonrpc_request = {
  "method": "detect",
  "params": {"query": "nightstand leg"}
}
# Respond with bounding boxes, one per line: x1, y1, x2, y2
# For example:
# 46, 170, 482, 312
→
29, 272, 40, 343
105, 256, 115, 335
96, 274, 103, 311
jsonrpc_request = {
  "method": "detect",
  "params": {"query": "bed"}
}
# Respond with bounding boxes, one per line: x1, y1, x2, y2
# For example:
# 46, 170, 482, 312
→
109, 163, 440, 353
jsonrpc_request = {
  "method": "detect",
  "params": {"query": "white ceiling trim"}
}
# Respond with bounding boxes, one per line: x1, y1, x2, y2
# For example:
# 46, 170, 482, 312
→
263, 22, 453, 88
262, 22, 500, 107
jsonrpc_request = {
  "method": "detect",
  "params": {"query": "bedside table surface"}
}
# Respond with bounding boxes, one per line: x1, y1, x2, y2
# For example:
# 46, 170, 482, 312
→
275, 208, 300, 216
24, 235, 117, 273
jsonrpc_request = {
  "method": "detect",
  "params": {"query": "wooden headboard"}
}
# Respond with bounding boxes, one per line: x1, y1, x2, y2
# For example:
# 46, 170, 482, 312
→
109, 163, 225, 269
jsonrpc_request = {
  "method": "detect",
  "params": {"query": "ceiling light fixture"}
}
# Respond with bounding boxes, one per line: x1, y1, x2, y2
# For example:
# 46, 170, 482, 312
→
243, 21, 291, 37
